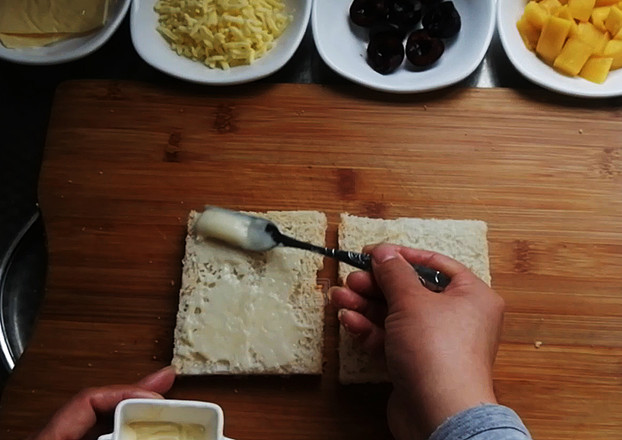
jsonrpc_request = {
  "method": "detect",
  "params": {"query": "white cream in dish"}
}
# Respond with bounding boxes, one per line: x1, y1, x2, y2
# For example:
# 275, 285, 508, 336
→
122, 421, 208, 440
194, 207, 277, 251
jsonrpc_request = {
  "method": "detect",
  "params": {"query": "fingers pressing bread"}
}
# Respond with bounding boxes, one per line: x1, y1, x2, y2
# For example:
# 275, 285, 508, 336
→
345, 270, 382, 298
338, 309, 385, 355
329, 285, 387, 326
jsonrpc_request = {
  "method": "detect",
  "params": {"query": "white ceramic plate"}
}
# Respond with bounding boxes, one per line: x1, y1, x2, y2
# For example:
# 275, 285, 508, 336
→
498, 0, 622, 98
131, 0, 311, 85
0, 0, 130, 65
312, 0, 496, 93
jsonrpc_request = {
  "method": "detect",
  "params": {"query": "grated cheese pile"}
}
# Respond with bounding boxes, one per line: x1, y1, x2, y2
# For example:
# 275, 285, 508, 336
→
155, 0, 291, 69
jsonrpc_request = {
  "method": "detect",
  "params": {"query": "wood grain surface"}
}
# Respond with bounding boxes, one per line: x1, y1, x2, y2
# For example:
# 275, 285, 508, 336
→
1, 81, 621, 440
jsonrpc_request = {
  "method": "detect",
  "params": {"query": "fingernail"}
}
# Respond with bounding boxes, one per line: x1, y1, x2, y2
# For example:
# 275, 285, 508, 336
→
337, 309, 351, 326
141, 366, 176, 382
373, 245, 399, 264
337, 309, 363, 336
337, 309, 350, 332
326, 287, 335, 304
155, 365, 176, 374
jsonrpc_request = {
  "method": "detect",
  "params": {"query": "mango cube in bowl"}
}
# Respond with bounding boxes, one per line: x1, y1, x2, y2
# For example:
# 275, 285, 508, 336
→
605, 6, 622, 34
577, 21, 611, 52
541, 0, 563, 13
554, 37, 593, 74
568, 0, 597, 22
603, 38, 622, 67
525, 1, 550, 28
580, 56, 613, 81
537, 16, 572, 63
557, 6, 581, 34
591, 6, 611, 31
518, 18, 541, 49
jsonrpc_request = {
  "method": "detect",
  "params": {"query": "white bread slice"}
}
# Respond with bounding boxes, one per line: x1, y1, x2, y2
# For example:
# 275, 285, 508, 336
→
338, 213, 490, 384
172, 210, 327, 375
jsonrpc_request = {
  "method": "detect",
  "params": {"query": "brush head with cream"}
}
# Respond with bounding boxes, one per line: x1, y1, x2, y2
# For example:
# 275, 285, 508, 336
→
193, 206, 278, 252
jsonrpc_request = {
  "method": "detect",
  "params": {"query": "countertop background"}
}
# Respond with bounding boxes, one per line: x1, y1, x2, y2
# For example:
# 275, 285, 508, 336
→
0, 17, 530, 391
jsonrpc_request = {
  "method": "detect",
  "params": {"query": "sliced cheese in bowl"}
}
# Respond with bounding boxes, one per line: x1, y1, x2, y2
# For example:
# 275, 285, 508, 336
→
0, 0, 108, 35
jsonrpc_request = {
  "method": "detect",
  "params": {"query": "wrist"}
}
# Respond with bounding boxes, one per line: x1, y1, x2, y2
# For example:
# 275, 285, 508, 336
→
388, 382, 497, 440
397, 368, 497, 438
428, 392, 498, 431
420, 382, 498, 437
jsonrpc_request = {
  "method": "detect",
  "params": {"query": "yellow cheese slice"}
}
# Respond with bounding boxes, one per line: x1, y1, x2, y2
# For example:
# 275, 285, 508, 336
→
0, 33, 71, 48
0, 0, 108, 35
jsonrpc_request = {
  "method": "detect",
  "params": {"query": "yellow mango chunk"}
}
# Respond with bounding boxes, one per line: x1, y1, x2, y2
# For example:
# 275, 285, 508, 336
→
517, 18, 542, 49
616, 28, 622, 39
537, 16, 573, 63
554, 37, 594, 74
524, 1, 549, 29
579, 56, 613, 81
595, 0, 619, 5
603, 38, 622, 67
605, 5, 622, 34
557, 5, 580, 35
577, 21, 611, 53
540, 0, 563, 14
569, 0, 597, 21
591, 6, 611, 31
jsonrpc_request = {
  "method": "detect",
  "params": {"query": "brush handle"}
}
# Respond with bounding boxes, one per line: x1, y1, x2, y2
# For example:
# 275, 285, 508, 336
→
338, 252, 450, 293
273, 229, 450, 292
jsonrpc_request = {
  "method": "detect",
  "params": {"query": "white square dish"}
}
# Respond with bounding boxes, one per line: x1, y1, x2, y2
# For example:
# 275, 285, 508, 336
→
312, 0, 496, 93
130, 0, 311, 85
98, 399, 233, 440
497, 0, 622, 98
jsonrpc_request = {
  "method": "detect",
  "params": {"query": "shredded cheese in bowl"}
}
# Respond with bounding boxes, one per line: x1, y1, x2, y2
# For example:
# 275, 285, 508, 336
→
155, 0, 291, 70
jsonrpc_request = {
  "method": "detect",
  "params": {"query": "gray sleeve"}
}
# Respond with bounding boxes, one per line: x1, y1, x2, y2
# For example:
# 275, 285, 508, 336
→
428, 404, 532, 440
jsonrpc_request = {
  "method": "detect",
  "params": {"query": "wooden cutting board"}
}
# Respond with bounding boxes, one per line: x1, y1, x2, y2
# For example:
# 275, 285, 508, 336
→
1, 81, 621, 440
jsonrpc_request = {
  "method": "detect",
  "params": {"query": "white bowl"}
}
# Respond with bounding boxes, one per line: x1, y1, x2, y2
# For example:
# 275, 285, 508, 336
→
498, 0, 622, 98
312, 0, 496, 93
131, 0, 311, 85
0, 0, 130, 65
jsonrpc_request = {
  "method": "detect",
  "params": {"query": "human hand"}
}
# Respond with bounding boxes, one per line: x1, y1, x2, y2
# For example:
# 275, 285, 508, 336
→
329, 244, 505, 439
30, 366, 176, 440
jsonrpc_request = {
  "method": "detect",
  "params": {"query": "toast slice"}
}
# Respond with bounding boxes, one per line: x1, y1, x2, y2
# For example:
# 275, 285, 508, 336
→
338, 213, 491, 384
172, 210, 327, 375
